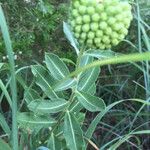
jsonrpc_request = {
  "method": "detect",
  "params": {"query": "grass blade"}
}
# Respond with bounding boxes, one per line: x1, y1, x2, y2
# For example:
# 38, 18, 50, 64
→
0, 6, 18, 150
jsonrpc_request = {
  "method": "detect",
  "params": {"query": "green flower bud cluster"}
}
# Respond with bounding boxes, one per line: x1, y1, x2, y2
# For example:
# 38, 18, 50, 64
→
69, 0, 133, 49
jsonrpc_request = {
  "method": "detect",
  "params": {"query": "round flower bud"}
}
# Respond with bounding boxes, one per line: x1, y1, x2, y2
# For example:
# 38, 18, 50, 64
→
111, 32, 119, 39
102, 36, 110, 44
91, 23, 99, 31
78, 6, 87, 14
108, 17, 116, 25
87, 31, 95, 39
120, 28, 128, 35
82, 24, 90, 32
75, 25, 82, 33
99, 22, 107, 30
82, 15, 91, 23
112, 39, 119, 45
92, 13, 100, 22
105, 44, 111, 49
80, 0, 88, 5
105, 27, 112, 35
121, 2, 132, 11
96, 30, 103, 37
73, 1, 80, 8
86, 39, 93, 45
87, 6, 95, 15
96, 4, 104, 12
80, 32, 87, 40
70, 20, 76, 28
113, 23, 124, 31
75, 33, 80, 38
76, 16, 82, 24
99, 44, 105, 50
72, 9, 79, 17
106, 6, 116, 14
100, 12, 107, 21
94, 38, 101, 44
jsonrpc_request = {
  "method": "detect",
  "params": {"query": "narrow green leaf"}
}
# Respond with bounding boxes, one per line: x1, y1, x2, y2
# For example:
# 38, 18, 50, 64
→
75, 112, 85, 125
108, 135, 132, 150
63, 22, 79, 55
45, 53, 70, 81
28, 99, 69, 114
79, 55, 93, 67
17, 112, 56, 128
24, 88, 41, 104
76, 91, 106, 112
84, 49, 117, 59
85, 99, 150, 141
0, 113, 11, 135
85, 100, 124, 140
133, 130, 150, 135
87, 84, 96, 95
54, 78, 77, 91
64, 111, 84, 150
77, 66, 100, 92
0, 79, 12, 107
107, 130, 150, 150
0, 139, 11, 150
0, 6, 18, 150
77, 55, 99, 92
31, 65, 58, 99
0, 63, 3, 69
69, 100, 83, 113
47, 132, 61, 150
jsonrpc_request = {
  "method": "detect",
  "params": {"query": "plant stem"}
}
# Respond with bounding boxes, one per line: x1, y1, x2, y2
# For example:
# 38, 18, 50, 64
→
70, 51, 150, 78
0, 6, 18, 150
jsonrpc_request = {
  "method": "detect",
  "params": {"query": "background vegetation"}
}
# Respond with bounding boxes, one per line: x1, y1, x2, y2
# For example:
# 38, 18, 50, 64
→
0, 0, 150, 150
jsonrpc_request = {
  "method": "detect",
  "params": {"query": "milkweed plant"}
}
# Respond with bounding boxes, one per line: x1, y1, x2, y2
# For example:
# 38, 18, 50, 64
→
0, 0, 150, 150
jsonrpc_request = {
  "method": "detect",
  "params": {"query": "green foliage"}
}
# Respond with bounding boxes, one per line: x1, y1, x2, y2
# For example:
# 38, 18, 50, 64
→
0, 139, 11, 150
0, 0, 68, 64
14, 22, 150, 149
0, 0, 150, 150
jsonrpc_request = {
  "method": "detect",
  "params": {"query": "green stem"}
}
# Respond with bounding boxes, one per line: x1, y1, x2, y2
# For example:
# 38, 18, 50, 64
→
70, 51, 150, 78
0, 6, 18, 150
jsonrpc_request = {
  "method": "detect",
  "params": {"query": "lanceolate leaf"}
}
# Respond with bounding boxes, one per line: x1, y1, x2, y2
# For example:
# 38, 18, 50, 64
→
77, 66, 100, 92
47, 132, 61, 150
64, 111, 85, 150
31, 65, 58, 99
77, 55, 100, 92
45, 53, 70, 80
79, 55, 93, 67
0, 79, 12, 107
0, 139, 11, 150
76, 91, 106, 112
69, 100, 83, 113
0, 113, 10, 135
84, 49, 117, 59
17, 112, 56, 127
54, 78, 77, 91
87, 84, 96, 95
63, 22, 79, 55
0, 63, 3, 69
28, 99, 69, 114
24, 88, 41, 104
